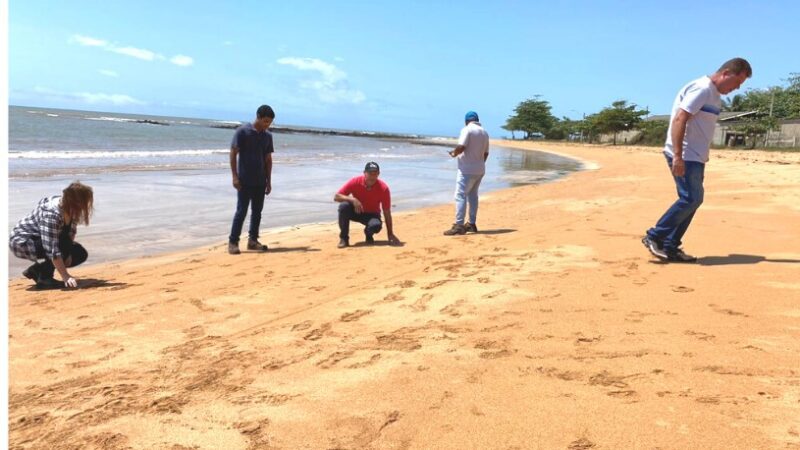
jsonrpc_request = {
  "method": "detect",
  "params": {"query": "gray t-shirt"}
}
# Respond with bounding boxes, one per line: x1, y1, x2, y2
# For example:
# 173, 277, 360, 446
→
664, 76, 721, 163
457, 122, 490, 175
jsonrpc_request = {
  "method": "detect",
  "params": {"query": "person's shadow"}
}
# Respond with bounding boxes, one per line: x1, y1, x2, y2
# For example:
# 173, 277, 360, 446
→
25, 278, 132, 291
475, 229, 516, 235
351, 241, 406, 248
257, 246, 320, 253
698, 254, 800, 266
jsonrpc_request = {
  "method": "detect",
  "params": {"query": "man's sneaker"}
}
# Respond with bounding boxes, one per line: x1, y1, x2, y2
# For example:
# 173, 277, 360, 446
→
35, 277, 63, 290
666, 248, 697, 263
247, 239, 268, 252
22, 263, 40, 281
228, 242, 241, 255
641, 236, 667, 259
443, 223, 466, 236
464, 223, 478, 233
365, 234, 375, 245
337, 238, 349, 249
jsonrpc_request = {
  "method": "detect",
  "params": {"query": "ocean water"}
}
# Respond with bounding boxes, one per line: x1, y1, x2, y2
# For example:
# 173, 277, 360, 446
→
7, 106, 583, 275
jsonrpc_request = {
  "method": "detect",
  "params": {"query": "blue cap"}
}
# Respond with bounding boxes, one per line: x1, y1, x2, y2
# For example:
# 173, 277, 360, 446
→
465, 111, 479, 122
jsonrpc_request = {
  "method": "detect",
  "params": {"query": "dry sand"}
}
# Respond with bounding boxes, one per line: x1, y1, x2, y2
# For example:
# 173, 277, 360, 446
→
8, 141, 800, 449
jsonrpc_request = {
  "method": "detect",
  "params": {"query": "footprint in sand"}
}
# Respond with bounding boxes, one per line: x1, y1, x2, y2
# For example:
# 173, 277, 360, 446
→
568, 438, 597, 450
671, 286, 694, 293
340, 309, 373, 322
303, 323, 332, 341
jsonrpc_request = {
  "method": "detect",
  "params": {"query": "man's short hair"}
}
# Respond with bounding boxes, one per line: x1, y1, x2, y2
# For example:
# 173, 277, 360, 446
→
718, 58, 752, 78
257, 104, 275, 119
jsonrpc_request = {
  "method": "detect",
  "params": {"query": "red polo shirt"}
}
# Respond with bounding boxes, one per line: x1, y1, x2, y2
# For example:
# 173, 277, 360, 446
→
337, 176, 391, 214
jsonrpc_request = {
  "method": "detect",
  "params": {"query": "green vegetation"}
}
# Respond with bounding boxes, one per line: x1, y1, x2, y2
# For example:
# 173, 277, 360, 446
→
503, 72, 798, 149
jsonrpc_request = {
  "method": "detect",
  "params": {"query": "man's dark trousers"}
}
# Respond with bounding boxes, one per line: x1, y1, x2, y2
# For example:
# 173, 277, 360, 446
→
338, 202, 382, 240
229, 185, 266, 244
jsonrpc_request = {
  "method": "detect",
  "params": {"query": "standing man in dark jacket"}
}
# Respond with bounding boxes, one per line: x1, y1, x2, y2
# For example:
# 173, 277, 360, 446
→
228, 104, 275, 254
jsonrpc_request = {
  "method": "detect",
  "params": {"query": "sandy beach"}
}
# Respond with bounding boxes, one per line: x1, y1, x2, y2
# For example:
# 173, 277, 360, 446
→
8, 141, 800, 449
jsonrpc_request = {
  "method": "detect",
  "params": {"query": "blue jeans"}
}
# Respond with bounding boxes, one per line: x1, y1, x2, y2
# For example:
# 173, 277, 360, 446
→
229, 185, 266, 244
454, 171, 484, 225
647, 155, 705, 252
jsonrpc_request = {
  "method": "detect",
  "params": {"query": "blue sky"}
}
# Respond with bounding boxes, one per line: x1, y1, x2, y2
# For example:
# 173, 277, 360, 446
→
8, 0, 799, 136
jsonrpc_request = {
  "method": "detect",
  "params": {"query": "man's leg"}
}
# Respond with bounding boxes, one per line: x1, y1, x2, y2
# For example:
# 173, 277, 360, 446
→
465, 174, 484, 227
454, 171, 468, 226
647, 155, 696, 244
338, 202, 355, 242
664, 161, 705, 252
229, 186, 253, 244
364, 215, 382, 242
248, 185, 266, 242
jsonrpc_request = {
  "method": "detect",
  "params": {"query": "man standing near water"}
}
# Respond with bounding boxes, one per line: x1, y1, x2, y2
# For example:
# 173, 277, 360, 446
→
444, 111, 490, 236
642, 58, 751, 262
334, 162, 401, 248
228, 104, 275, 254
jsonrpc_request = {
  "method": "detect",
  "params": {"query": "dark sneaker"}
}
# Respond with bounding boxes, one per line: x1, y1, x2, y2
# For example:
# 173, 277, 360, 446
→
464, 223, 478, 233
642, 236, 667, 259
35, 277, 63, 290
666, 248, 697, 263
228, 242, 241, 255
337, 238, 349, 249
22, 263, 41, 282
443, 223, 466, 236
247, 239, 268, 252
365, 234, 375, 245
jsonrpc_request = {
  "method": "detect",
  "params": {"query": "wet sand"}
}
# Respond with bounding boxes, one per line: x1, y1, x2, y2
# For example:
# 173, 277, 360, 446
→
8, 141, 800, 449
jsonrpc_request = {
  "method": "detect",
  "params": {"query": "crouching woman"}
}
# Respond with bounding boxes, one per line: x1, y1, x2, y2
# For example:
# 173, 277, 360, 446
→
10, 181, 94, 289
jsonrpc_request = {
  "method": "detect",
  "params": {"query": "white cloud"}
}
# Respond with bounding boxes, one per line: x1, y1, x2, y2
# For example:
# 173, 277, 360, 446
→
277, 57, 365, 104
70, 34, 192, 67
33, 86, 144, 106
99, 69, 119, 77
110, 46, 158, 61
73, 34, 107, 47
170, 55, 194, 66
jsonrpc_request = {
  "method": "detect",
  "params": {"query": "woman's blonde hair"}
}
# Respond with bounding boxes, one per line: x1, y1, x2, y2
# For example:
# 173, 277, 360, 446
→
61, 181, 94, 225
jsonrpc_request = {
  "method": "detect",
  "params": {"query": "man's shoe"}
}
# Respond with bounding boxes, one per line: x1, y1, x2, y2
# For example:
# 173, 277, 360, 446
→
338, 238, 349, 249
642, 236, 667, 259
22, 263, 41, 281
247, 239, 268, 252
666, 248, 697, 263
443, 223, 466, 236
228, 242, 241, 255
365, 234, 375, 245
35, 277, 63, 290
464, 223, 478, 233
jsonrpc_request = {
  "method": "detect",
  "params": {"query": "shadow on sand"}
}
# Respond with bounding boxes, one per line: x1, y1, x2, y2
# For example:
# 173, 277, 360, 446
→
25, 278, 132, 292
698, 254, 800, 266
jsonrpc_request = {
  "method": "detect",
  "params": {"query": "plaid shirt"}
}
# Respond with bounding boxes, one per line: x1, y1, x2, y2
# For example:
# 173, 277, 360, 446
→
9, 196, 76, 261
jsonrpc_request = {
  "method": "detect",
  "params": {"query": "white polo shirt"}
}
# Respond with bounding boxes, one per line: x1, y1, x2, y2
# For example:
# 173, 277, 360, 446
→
457, 122, 490, 175
664, 76, 721, 163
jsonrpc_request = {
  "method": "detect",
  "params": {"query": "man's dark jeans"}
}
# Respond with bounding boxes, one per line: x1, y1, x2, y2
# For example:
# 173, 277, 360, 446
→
229, 185, 266, 244
647, 154, 705, 252
338, 202, 382, 240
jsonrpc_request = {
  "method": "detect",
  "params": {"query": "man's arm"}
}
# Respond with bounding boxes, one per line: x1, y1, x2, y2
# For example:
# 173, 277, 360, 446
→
383, 209, 400, 244
264, 153, 273, 195
449, 144, 466, 158
230, 146, 241, 190
334, 193, 364, 213
670, 109, 692, 177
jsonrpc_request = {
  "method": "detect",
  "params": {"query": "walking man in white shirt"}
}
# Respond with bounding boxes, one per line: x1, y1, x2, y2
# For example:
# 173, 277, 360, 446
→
444, 111, 490, 235
642, 58, 752, 262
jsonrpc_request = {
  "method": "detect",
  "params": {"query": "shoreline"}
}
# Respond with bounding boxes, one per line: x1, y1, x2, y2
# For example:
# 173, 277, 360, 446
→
9, 141, 800, 449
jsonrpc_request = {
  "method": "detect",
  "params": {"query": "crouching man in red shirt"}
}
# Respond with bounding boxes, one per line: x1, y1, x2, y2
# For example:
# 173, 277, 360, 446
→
334, 162, 401, 248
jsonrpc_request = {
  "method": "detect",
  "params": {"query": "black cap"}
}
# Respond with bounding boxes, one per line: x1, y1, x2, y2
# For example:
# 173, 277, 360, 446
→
364, 161, 380, 172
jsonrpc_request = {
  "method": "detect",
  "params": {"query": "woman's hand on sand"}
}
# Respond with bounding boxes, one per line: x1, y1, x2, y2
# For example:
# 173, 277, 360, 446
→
64, 277, 78, 288
388, 234, 401, 245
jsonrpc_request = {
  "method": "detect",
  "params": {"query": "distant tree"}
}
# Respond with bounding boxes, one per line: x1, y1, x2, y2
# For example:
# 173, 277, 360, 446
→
512, 96, 556, 138
591, 100, 649, 145
548, 116, 582, 140
722, 73, 800, 119
502, 115, 524, 139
